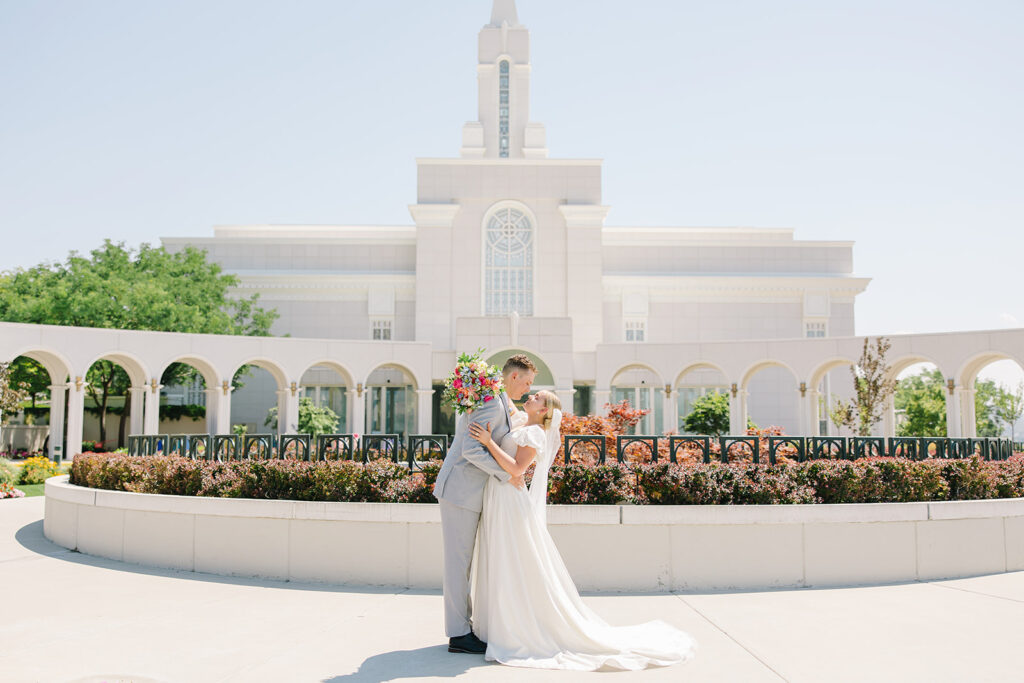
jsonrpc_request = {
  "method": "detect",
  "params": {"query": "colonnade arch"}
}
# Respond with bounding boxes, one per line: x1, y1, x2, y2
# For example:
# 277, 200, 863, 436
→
363, 362, 420, 439
737, 361, 800, 435
673, 363, 729, 435
298, 361, 354, 434
609, 364, 664, 434
81, 354, 148, 450
3, 353, 68, 459
4, 321, 1024, 459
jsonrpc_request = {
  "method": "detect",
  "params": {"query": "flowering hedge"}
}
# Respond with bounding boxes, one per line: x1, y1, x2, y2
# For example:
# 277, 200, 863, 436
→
70, 453, 443, 503
68, 452, 1024, 505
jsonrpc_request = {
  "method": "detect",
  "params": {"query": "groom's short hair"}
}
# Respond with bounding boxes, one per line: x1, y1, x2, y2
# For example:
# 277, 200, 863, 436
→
503, 354, 536, 376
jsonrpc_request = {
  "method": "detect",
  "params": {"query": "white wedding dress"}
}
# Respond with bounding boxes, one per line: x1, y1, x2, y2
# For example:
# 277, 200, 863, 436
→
471, 411, 697, 671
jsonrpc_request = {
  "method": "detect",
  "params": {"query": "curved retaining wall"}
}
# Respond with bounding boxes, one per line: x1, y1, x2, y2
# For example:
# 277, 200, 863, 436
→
44, 476, 1024, 591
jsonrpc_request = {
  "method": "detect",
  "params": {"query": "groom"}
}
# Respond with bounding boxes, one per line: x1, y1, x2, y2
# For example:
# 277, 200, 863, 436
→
433, 354, 537, 654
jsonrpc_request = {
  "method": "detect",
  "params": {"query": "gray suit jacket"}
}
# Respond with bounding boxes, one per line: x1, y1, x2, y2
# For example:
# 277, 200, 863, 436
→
433, 393, 513, 513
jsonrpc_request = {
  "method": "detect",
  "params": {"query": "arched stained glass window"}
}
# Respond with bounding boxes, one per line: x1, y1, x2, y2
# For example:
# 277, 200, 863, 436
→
485, 207, 533, 316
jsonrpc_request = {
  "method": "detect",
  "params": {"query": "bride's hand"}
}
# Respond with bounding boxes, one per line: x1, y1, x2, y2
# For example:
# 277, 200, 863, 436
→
468, 421, 492, 446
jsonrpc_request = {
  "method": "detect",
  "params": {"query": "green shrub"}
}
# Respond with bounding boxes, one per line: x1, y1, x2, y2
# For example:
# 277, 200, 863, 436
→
18, 455, 61, 485
0, 458, 17, 486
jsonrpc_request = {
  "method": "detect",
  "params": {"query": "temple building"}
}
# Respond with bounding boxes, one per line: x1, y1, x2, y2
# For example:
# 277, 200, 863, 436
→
162, 1, 868, 437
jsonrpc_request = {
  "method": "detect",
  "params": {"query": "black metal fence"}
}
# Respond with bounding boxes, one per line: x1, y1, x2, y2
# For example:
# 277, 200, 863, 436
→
123, 433, 1019, 468
125, 433, 451, 469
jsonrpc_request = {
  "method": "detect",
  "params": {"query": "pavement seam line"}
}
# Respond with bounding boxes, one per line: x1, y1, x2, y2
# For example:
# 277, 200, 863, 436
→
672, 592, 790, 682
924, 579, 1024, 605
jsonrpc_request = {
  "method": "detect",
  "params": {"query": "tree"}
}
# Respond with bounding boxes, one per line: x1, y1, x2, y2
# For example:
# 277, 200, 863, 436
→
265, 398, 340, 436
0, 240, 278, 446
973, 379, 1003, 437
895, 368, 946, 437
832, 337, 898, 436
0, 362, 29, 425
10, 358, 50, 410
86, 361, 130, 446
682, 392, 730, 437
996, 382, 1024, 441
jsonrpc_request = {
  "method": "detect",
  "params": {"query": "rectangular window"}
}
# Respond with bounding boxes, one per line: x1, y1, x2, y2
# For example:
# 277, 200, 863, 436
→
805, 321, 827, 338
371, 319, 393, 341
625, 319, 646, 343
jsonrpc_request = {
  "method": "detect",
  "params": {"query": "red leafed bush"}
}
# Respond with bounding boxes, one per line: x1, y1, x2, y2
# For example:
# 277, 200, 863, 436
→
70, 453, 443, 503
67, 452, 1024, 506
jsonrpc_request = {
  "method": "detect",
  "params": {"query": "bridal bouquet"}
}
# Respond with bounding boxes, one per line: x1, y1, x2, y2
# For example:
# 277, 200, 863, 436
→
441, 350, 504, 415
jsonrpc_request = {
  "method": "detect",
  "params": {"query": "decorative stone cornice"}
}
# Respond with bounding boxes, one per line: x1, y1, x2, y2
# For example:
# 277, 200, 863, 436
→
408, 204, 461, 227
559, 205, 611, 227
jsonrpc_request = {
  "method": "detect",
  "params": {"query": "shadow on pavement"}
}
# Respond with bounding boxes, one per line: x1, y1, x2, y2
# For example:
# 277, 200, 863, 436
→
12, 518, 440, 597
324, 645, 488, 682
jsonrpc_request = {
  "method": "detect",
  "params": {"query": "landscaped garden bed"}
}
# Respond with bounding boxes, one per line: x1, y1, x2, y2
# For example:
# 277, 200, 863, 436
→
0, 455, 65, 499
68, 451, 1024, 506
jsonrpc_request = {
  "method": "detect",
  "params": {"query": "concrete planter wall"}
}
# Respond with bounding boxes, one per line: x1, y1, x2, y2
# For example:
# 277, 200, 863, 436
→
44, 476, 1024, 591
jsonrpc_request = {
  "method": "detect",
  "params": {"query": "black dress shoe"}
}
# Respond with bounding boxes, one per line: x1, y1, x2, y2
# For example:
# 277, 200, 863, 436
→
448, 631, 487, 654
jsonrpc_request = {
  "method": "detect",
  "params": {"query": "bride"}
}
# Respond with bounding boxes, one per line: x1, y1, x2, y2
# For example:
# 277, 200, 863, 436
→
467, 390, 697, 671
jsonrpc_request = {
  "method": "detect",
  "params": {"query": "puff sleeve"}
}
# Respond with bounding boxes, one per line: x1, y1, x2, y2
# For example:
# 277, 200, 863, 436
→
510, 425, 546, 455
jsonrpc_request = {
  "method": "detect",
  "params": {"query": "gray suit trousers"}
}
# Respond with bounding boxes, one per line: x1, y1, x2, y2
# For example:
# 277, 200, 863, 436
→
439, 499, 482, 637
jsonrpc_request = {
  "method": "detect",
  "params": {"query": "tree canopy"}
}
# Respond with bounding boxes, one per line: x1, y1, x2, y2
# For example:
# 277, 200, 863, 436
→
0, 240, 277, 335
895, 367, 1021, 438
265, 398, 340, 437
682, 392, 730, 437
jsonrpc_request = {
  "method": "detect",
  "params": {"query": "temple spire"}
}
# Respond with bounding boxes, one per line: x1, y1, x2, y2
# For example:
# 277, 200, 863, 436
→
489, 0, 519, 27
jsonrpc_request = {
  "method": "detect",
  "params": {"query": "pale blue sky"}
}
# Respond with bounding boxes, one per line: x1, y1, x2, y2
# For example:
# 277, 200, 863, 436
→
1, 0, 1022, 345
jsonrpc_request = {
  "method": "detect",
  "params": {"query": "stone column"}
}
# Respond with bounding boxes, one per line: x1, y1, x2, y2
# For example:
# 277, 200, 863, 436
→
47, 384, 67, 462
277, 385, 300, 435
65, 377, 87, 458
416, 389, 434, 435
806, 387, 821, 437
556, 387, 576, 419
205, 383, 233, 435
128, 387, 145, 436
960, 387, 977, 438
882, 394, 896, 438
728, 386, 749, 435
346, 389, 359, 433
946, 380, 961, 438
796, 385, 806, 436
662, 386, 677, 434
351, 385, 366, 436
143, 382, 163, 435
594, 389, 611, 416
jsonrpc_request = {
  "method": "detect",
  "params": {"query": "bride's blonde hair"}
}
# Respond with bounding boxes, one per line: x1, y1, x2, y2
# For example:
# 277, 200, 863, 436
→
538, 391, 562, 431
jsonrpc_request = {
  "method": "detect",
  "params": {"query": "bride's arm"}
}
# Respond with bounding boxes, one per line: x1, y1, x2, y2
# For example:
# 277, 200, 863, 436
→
468, 422, 536, 478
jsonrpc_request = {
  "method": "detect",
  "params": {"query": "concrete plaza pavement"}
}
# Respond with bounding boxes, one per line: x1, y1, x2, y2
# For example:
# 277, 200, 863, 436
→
2, 496, 1023, 682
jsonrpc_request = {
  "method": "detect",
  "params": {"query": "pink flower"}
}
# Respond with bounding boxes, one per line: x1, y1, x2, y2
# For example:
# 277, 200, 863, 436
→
484, 395, 494, 402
